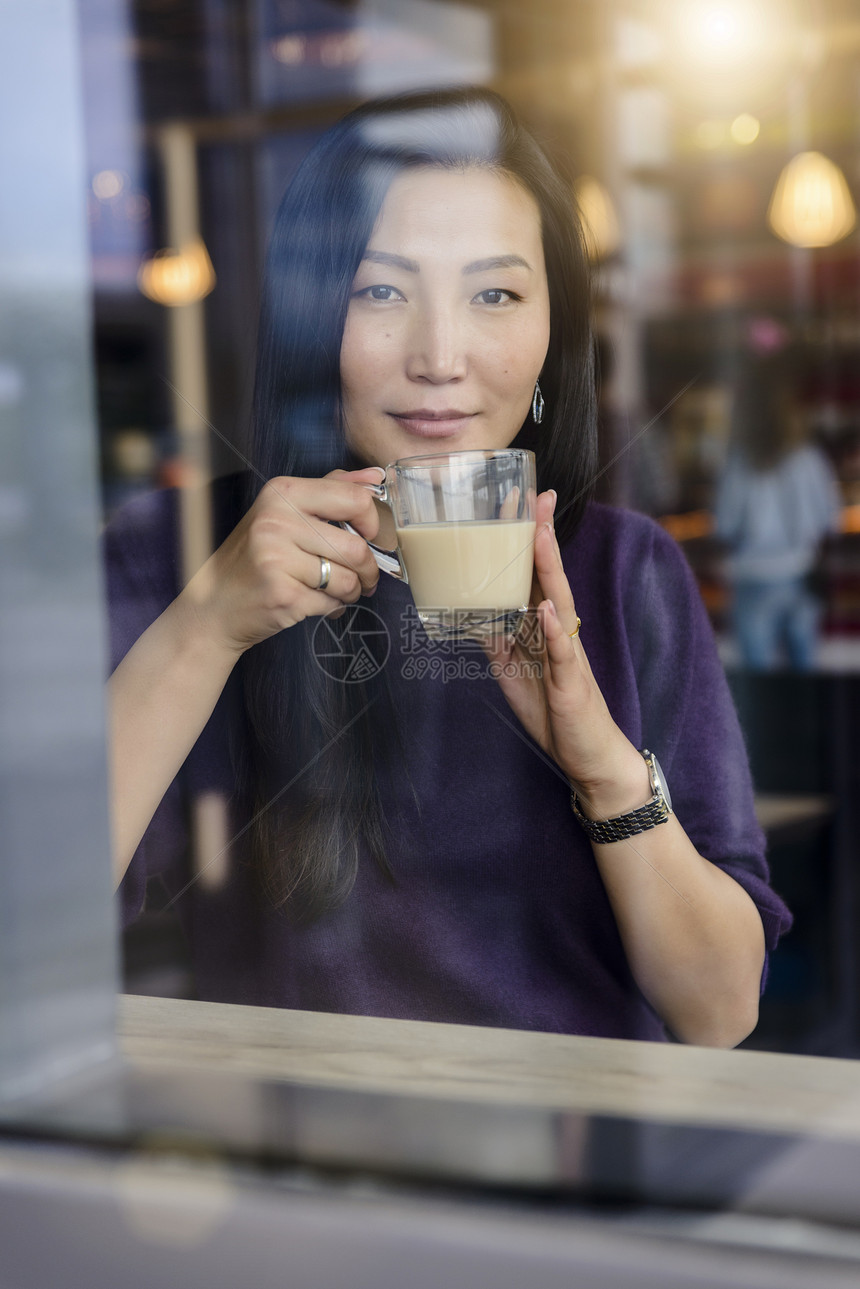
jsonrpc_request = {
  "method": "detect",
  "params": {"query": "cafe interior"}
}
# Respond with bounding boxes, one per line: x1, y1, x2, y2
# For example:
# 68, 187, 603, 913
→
6, 0, 860, 1283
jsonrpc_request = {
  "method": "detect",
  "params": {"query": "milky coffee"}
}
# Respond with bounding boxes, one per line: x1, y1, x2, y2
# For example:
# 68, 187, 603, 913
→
395, 519, 535, 611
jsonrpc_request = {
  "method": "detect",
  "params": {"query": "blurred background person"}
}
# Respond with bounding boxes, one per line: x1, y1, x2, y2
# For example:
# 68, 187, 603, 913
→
715, 352, 841, 671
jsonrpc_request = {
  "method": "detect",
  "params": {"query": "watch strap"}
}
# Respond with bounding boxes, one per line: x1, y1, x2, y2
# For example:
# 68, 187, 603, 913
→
570, 749, 672, 844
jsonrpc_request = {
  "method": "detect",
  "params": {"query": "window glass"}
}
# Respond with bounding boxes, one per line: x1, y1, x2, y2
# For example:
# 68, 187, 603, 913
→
89, 0, 851, 1061
6, 0, 860, 1230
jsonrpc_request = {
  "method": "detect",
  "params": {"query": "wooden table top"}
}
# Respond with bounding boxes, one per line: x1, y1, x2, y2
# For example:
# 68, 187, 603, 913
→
753, 793, 833, 832
118, 993, 860, 1141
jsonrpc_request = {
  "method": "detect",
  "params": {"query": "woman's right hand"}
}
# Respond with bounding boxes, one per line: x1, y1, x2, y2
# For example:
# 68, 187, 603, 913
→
178, 466, 385, 658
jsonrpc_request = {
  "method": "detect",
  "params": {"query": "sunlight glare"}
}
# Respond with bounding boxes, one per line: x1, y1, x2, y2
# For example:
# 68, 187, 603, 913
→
678, 2, 765, 65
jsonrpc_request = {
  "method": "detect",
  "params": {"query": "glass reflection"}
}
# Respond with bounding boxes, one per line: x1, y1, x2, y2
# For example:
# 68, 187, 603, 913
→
84, 1, 860, 1059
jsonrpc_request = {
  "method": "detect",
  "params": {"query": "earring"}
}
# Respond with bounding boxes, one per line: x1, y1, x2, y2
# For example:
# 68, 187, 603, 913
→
531, 380, 545, 425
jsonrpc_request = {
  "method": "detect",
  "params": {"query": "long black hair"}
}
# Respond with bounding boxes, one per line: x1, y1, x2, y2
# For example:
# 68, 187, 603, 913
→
239, 87, 598, 920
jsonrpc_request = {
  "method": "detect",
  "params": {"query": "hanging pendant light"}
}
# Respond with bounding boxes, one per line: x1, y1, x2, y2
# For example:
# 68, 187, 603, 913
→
137, 237, 216, 306
573, 175, 621, 261
767, 150, 856, 248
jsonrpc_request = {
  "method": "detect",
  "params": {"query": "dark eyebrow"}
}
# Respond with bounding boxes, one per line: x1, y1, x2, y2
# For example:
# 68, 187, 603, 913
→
462, 254, 533, 274
362, 250, 419, 273
361, 251, 534, 275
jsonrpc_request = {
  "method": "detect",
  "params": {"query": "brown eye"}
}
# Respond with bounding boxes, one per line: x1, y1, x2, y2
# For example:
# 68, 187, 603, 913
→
475, 289, 516, 305
362, 284, 403, 302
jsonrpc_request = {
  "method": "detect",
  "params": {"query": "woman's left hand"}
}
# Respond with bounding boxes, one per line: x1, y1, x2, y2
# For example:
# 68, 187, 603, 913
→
486, 490, 767, 1048
484, 490, 646, 814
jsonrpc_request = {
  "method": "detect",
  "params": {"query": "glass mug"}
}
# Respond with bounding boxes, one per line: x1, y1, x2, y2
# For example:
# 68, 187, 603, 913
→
343, 448, 537, 641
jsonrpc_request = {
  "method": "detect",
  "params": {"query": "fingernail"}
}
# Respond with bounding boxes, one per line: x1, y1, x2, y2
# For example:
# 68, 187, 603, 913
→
548, 489, 558, 514
547, 599, 558, 619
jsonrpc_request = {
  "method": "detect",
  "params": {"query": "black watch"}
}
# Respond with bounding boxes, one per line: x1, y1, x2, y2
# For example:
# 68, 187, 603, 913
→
570, 749, 673, 844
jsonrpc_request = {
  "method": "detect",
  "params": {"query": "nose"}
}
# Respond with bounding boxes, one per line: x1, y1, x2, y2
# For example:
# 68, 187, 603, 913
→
405, 303, 468, 384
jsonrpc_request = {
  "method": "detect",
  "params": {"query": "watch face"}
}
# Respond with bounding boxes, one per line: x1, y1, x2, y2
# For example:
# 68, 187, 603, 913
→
650, 753, 672, 812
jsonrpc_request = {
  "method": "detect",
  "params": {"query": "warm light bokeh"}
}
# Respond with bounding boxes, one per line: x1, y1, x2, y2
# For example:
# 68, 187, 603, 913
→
730, 113, 760, 145
676, 1, 767, 65
137, 238, 217, 306
768, 150, 857, 248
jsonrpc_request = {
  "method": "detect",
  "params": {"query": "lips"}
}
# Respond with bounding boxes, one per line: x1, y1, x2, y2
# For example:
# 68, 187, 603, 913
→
389, 409, 477, 438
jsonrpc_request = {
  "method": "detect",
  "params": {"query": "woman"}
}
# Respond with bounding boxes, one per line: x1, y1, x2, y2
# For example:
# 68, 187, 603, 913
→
106, 88, 790, 1045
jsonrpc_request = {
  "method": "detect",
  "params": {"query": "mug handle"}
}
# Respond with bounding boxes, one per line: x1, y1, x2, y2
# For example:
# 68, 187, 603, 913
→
339, 481, 407, 582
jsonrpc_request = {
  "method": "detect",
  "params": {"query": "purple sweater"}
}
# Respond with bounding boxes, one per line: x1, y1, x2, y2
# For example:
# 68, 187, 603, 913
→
106, 475, 791, 1041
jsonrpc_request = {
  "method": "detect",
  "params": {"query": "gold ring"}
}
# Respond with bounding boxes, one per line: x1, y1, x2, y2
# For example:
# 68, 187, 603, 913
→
568, 617, 581, 639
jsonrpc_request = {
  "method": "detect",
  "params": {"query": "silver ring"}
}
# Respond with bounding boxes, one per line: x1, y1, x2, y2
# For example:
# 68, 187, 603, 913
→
316, 557, 331, 591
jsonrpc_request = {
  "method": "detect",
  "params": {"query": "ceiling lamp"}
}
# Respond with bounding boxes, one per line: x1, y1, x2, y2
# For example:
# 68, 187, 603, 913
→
137, 238, 216, 306
767, 151, 856, 248
574, 176, 621, 261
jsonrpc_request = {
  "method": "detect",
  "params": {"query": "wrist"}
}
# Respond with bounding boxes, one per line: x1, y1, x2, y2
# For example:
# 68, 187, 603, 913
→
569, 742, 652, 821
168, 591, 245, 672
